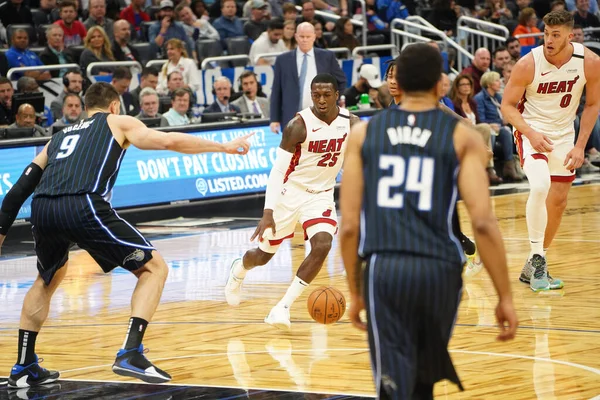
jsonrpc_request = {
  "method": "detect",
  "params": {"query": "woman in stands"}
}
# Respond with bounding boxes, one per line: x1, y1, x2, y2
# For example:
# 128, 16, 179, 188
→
157, 38, 201, 96
79, 26, 116, 76
331, 17, 359, 53
282, 20, 296, 50
513, 7, 540, 46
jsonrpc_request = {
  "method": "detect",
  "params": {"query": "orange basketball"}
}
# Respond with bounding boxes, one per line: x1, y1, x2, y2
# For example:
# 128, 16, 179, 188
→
307, 286, 346, 324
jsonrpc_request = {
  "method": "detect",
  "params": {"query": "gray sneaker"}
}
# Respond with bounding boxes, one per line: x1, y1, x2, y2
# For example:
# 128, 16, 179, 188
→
528, 255, 550, 292
519, 255, 564, 290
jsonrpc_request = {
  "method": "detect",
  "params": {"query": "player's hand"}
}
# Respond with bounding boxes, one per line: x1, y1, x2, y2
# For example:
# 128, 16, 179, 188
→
0, 234, 5, 256
495, 298, 518, 341
564, 146, 585, 170
250, 210, 276, 242
223, 133, 254, 155
349, 293, 367, 331
526, 131, 554, 153
270, 122, 281, 134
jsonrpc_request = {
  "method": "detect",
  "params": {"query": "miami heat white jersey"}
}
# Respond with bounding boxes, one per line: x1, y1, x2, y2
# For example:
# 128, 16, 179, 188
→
284, 107, 351, 193
520, 43, 586, 136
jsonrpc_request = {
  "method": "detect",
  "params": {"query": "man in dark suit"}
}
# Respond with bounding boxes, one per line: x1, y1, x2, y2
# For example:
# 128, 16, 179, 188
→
204, 76, 241, 114
130, 66, 158, 115
112, 19, 141, 63
270, 22, 346, 133
111, 66, 136, 115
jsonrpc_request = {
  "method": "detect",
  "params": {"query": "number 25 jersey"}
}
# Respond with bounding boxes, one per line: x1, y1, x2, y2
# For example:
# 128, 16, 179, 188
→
35, 113, 126, 198
359, 108, 465, 267
284, 107, 351, 193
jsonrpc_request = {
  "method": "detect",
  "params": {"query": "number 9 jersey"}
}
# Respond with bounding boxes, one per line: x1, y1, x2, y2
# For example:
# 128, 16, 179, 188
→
359, 108, 465, 268
35, 113, 126, 198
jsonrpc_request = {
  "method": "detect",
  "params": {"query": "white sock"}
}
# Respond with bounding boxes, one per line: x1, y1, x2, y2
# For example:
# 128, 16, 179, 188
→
524, 157, 551, 259
278, 276, 309, 309
233, 258, 248, 280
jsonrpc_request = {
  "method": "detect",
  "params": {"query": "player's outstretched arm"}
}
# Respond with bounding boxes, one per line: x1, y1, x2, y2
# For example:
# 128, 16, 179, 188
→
454, 122, 518, 341
251, 117, 307, 242
0, 143, 50, 253
500, 54, 553, 153
113, 115, 253, 155
340, 121, 367, 331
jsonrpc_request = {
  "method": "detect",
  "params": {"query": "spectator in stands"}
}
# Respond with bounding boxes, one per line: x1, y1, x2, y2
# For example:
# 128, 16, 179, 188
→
163, 88, 190, 126
175, 3, 219, 41
551, 0, 567, 12
573, 24, 585, 43
136, 87, 170, 126
565, 0, 597, 15
51, 69, 83, 120
150, 0, 195, 59
505, 36, 521, 60
191, 0, 210, 21
131, 66, 159, 113
331, 17, 359, 53
244, 0, 269, 41
438, 73, 454, 111
213, 0, 245, 47
282, 20, 296, 50
431, 0, 459, 37
10, 104, 48, 136
480, 0, 513, 26
51, 93, 83, 131
111, 66, 135, 115
80, 26, 115, 75
157, 38, 201, 96
249, 18, 287, 65
106, 0, 126, 21
312, 21, 328, 48
282, 3, 297, 21
513, 7, 540, 46
0, 78, 15, 126
0, 0, 33, 30
385, 59, 402, 106
574, 0, 600, 40
39, 0, 57, 24
461, 47, 490, 94
54, 0, 87, 47
474, 71, 522, 181
119, 0, 150, 40
204, 76, 241, 113
16, 76, 54, 127
6, 29, 52, 81
85, 0, 114, 41
450, 73, 479, 125
313, 0, 347, 16
499, 59, 514, 96
299, 0, 333, 31
112, 19, 141, 62
40, 25, 75, 78
492, 46, 511, 74
242, 0, 273, 18
343, 64, 382, 107
231, 70, 270, 117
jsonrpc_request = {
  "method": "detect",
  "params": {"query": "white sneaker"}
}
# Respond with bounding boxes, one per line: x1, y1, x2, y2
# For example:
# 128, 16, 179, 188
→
225, 259, 244, 306
264, 305, 291, 331
464, 250, 483, 278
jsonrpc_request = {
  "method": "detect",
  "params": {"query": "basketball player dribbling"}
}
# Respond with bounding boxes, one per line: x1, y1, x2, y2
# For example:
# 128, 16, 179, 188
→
225, 73, 360, 330
0, 82, 253, 388
339, 43, 517, 399
501, 10, 600, 291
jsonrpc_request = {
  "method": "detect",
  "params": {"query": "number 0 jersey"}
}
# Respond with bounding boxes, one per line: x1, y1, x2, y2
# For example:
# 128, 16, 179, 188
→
359, 107, 465, 267
35, 113, 126, 198
284, 107, 351, 193
520, 43, 586, 136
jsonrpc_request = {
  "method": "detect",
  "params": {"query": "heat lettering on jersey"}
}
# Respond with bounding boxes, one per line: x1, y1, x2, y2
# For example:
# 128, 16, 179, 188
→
307, 134, 347, 153
536, 75, 579, 94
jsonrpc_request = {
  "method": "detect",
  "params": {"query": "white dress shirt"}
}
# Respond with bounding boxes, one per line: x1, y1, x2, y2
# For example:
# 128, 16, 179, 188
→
244, 95, 263, 117
296, 48, 317, 110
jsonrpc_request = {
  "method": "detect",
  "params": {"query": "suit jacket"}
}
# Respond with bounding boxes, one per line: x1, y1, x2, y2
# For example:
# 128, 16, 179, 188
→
231, 96, 270, 118
39, 47, 75, 78
120, 92, 137, 116
203, 101, 241, 114
129, 86, 142, 117
270, 48, 347, 128
112, 41, 141, 63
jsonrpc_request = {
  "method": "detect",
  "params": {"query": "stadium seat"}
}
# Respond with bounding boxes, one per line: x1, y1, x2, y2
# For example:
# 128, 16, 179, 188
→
31, 8, 49, 26
37, 24, 54, 46
131, 42, 152, 65
140, 21, 154, 42
226, 36, 251, 67
196, 38, 224, 67
69, 45, 86, 65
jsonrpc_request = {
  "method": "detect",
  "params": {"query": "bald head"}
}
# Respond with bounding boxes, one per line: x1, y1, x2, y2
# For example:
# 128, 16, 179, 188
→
16, 103, 36, 128
113, 19, 131, 44
473, 47, 491, 71
427, 41, 440, 51
296, 22, 316, 53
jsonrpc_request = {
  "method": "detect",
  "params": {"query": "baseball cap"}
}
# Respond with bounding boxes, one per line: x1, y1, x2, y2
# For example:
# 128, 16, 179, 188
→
160, 0, 174, 9
359, 64, 382, 88
251, 0, 268, 9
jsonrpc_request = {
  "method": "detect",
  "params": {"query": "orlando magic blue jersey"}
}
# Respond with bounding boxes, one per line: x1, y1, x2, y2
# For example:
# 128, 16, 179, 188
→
359, 107, 465, 267
35, 113, 125, 198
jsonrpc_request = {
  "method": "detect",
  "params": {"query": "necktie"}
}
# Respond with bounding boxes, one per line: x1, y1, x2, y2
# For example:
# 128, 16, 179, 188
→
298, 53, 308, 111
252, 101, 260, 116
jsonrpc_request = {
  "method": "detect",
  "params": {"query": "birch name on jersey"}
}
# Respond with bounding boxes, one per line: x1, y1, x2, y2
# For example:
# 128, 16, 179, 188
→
387, 126, 432, 147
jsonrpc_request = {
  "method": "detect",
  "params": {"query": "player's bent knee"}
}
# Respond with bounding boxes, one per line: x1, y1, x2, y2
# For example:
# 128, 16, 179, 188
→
309, 232, 333, 257
252, 248, 275, 265
133, 251, 169, 281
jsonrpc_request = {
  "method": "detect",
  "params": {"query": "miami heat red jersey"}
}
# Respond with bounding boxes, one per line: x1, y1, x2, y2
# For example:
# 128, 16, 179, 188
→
521, 43, 586, 136
284, 107, 351, 193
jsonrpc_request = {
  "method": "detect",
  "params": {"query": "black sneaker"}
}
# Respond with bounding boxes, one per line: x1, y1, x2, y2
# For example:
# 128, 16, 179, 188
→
112, 344, 171, 384
7, 356, 59, 388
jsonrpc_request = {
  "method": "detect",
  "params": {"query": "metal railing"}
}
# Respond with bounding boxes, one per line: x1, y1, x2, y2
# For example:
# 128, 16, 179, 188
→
328, 47, 352, 58
7, 63, 80, 80
146, 59, 168, 69
86, 61, 142, 82
391, 18, 474, 70
352, 44, 398, 57
457, 16, 509, 55
201, 55, 250, 69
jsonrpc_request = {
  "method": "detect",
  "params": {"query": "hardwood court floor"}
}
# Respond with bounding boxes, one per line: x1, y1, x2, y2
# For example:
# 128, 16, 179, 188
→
0, 184, 599, 399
